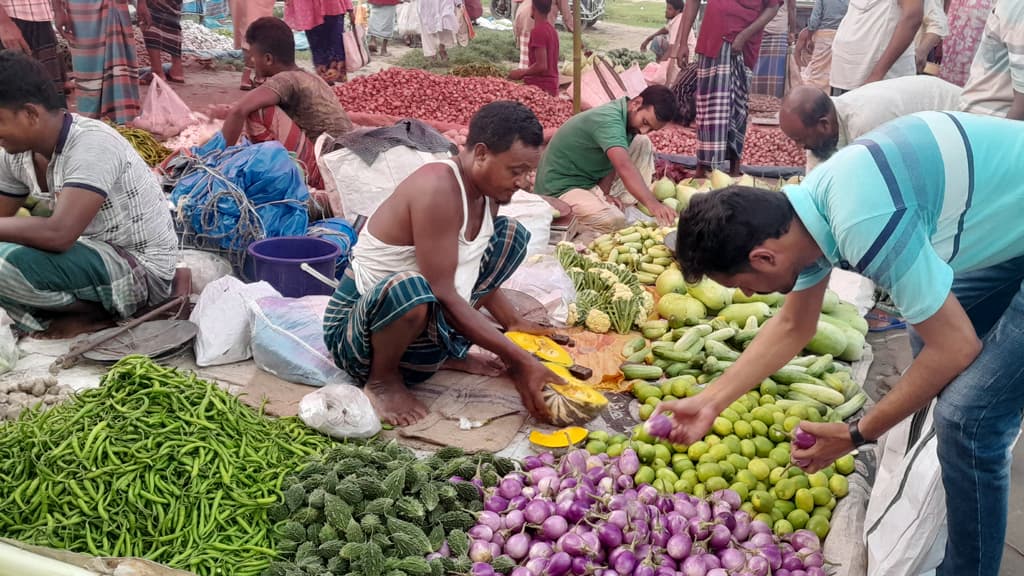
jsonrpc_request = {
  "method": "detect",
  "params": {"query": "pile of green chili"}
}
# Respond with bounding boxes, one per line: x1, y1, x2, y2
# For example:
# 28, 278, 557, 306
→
0, 355, 332, 576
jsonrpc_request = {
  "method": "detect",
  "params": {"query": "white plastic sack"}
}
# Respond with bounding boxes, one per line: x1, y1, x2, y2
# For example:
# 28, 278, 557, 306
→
299, 383, 381, 439
178, 249, 233, 295
250, 296, 345, 386
397, 1, 421, 37
190, 277, 280, 367
502, 254, 576, 324
316, 134, 450, 220
498, 191, 554, 257
865, 403, 947, 576
0, 311, 18, 375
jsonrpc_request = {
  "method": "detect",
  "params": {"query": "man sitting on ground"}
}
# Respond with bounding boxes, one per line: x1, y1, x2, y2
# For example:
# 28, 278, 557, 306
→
779, 75, 962, 173
533, 86, 680, 234
323, 101, 563, 427
0, 52, 177, 336
216, 17, 354, 190
507, 0, 559, 96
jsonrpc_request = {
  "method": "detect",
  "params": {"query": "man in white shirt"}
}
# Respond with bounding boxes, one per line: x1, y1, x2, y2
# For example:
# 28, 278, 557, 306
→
829, 0, 923, 94
915, 0, 948, 73
779, 75, 962, 172
958, 0, 1024, 120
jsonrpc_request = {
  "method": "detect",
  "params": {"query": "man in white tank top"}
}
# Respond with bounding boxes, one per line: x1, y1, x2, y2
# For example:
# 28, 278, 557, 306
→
324, 102, 566, 427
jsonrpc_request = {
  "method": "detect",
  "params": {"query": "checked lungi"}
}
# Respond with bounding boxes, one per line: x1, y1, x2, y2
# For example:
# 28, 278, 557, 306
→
323, 216, 529, 384
0, 240, 153, 333
2, 20, 67, 107
68, 0, 141, 124
245, 106, 325, 189
142, 0, 183, 58
695, 41, 751, 171
751, 32, 788, 98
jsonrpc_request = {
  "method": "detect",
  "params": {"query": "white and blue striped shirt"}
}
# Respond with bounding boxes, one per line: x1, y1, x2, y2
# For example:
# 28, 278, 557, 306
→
786, 111, 1024, 324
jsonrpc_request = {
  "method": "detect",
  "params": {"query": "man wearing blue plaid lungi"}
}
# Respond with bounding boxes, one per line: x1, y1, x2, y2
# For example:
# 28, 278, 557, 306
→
324, 102, 563, 427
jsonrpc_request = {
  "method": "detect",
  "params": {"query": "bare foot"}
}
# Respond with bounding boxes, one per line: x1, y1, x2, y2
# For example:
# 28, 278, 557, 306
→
365, 377, 429, 426
444, 351, 505, 377
34, 315, 115, 341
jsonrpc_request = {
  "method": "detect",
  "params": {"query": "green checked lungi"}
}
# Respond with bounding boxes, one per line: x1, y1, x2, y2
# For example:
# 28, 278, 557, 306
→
0, 239, 152, 333
323, 216, 530, 384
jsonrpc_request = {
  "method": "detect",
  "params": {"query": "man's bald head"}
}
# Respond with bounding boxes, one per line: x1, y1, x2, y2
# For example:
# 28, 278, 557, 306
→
779, 86, 840, 162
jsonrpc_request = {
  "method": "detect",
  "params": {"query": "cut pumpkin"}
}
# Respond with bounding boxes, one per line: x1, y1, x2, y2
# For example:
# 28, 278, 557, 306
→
542, 362, 609, 426
506, 331, 574, 367
529, 427, 589, 449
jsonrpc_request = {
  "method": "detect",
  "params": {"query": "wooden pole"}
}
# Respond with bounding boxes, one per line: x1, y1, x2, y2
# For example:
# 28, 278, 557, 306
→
572, 0, 582, 113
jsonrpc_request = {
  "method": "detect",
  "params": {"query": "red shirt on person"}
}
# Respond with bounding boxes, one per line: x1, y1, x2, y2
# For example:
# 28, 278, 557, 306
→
695, 0, 783, 69
525, 19, 560, 96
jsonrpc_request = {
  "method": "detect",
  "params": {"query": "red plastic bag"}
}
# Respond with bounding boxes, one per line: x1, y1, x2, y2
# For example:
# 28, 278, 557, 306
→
132, 75, 197, 139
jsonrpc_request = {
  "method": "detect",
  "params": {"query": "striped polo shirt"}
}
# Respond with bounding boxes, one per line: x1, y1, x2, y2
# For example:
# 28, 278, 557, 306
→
785, 111, 1024, 324
959, 0, 1024, 118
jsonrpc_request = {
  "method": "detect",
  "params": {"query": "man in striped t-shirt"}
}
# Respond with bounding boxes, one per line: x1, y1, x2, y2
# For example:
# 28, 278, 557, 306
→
663, 110, 1024, 575
959, 0, 1024, 119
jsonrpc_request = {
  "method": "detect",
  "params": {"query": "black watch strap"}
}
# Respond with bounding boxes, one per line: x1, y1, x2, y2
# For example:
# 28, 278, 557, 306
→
849, 419, 868, 448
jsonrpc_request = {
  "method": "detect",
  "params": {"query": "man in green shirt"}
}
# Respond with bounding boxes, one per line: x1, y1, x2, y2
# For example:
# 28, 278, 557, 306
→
534, 86, 679, 233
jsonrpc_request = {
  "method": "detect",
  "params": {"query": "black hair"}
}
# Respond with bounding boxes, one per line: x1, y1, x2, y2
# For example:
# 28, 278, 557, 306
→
798, 89, 834, 127
667, 0, 685, 11
534, 0, 553, 15
467, 101, 544, 153
0, 51, 63, 111
638, 85, 679, 124
675, 186, 796, 283
245, 17, 296, 66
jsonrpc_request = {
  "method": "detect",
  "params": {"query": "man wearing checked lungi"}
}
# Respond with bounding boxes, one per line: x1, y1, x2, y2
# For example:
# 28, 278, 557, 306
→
0, 53, 177, 337
673, 0, 783, 178
323, 101, 564, 427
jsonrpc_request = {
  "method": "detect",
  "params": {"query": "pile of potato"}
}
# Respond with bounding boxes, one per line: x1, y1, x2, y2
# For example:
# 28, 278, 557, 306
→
0, 376, 70, 421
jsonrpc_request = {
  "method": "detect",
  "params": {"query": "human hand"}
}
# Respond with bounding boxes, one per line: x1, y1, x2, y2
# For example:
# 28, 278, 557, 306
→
675, 46, 689, 64
731, 32, 751, 54
137, 5, 152, 29
506, 319, 556, 336
508, 69, 525, 81
915, 48, 928, 73
0, 20, 30, 53
648, 201, 677, 226
790, 421, 855, 473
605, 194, 624, 210
640, 38, 651, 52
205, 104, 233, 120
54, 6, 75, 40
509, 357, 559, 422
863, 70, 885, 85
661, 396, 721, 445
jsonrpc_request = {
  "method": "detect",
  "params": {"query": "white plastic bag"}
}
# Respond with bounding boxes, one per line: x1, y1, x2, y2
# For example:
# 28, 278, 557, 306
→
502, 254, 576, 324
866, 403, 946, 576
250, 296, 345, 386
132, 75, 198, 139
397, 1, 420, 37
316, 134, 450, 220
299, 383, 381, 439
498, 191, 554, 257
0, 311, 18, 375
178, 249, 233, 295
190, 277, 281, 367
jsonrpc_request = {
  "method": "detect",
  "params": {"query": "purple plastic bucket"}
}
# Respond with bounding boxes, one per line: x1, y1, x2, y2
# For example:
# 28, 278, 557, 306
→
247, 236, 341, 297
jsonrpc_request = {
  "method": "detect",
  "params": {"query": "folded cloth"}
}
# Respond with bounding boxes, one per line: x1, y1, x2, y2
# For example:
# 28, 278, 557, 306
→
331, 118, 457, 165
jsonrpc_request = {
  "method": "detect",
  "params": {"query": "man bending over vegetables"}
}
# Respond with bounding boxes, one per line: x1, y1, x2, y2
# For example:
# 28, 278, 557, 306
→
323, 101, 564, 427
212, 17, 354, 190
533, 86, 680, 234
0, 52, 177, 337
663, 111, 1024, 576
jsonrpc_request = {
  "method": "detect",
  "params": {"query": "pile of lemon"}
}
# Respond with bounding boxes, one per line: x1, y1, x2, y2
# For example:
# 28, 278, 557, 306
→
584, 385, 856, 540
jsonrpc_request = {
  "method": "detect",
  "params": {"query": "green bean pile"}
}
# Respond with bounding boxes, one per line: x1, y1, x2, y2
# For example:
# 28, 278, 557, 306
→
0, 356, 333, 576
113, 124, 174, 166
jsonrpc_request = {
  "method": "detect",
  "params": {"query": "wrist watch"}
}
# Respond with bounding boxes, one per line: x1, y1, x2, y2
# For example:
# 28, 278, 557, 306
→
848, 418, 869, 448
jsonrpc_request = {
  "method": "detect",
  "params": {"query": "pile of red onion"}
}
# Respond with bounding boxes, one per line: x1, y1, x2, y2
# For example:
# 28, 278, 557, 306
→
463, 449, 828, 576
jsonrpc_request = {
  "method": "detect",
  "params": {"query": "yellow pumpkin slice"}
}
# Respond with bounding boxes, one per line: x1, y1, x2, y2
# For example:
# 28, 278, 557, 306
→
506, 331, 574, 366
529, 427, 589, 449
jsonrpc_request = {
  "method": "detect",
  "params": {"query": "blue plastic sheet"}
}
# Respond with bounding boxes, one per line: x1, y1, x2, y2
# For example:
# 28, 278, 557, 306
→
307, 218, 358, 277
170, 132, 310, 252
